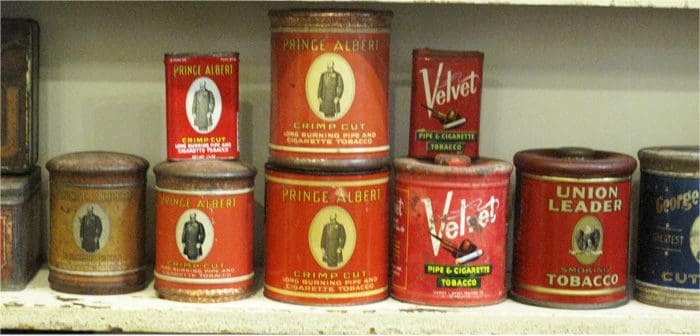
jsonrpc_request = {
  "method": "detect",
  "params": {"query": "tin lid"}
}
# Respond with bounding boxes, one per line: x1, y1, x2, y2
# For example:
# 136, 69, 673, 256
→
413, 48, 484, 60
154, 159, 257, 180
164, 51, 239, 59
394, 154, 513, 177
1, 166, 41, 203
513, 147, 637, 178
46, 151, 149, 174
638, 146, 699, 177
269, 9, 393, 30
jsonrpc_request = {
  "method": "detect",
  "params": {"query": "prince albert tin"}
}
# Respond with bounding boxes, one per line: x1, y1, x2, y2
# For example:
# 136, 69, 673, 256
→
154, 160, 256, 302
268, 9, 393, 171
391, 155, 512, 306
165, 52, 240, 161
1, 19, 39, 174
511, 147, 636, 309
636, 146, 700, 310
46, 151, 149, 294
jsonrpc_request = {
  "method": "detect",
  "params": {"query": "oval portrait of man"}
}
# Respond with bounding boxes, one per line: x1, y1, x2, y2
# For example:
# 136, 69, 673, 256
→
690, 216, 700, 264
305, 53, 356, 121
185, 77, 222, 134
175, 209, 215, 262
308, 206, 357, 270
72, 203, 110, 254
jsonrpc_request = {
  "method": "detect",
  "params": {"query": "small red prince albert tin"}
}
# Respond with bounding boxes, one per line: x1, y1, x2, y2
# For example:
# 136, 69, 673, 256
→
165, 52, 239, 161
511, 147, 637, 309
391, 155, 512, 306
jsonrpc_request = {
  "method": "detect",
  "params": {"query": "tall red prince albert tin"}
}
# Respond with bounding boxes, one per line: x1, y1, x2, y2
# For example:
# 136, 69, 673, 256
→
165, 53, 239, 161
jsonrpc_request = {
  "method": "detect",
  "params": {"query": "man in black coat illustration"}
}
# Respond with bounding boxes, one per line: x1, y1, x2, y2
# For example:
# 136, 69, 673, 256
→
320, 214, 346, 267
317, 62, 344, 118
182, 213, 206, 261
80, 206, 102, 253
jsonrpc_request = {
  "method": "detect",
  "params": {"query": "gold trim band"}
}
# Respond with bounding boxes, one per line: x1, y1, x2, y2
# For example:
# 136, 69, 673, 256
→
272, 28, 391, 34
49, 265, 147, 277
154, 271, 254, 285
521, 172, 631, 184
155, 186, 254, 196
265, 284, 387, 299
266, 175, 388, 187
269, 143, 390, 154
515, 283, 627, 296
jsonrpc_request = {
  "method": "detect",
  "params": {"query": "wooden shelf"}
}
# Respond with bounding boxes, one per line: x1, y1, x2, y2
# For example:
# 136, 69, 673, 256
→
372, 0, 698, 9
2, 268, 699, 334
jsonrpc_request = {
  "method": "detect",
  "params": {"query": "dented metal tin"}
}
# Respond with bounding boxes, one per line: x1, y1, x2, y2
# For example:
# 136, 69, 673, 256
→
46, 151, 149, 294
409, 49, 484, 160
264, 163, 389, 305
268, 9, 393, 171
1, 167, 42, 291
154, 159, 256, 303
511, 147, 637, 309
1, 19, 39, 174
165, 52, 240, 161
636, 146, 700, 310
391, 155, 512, 306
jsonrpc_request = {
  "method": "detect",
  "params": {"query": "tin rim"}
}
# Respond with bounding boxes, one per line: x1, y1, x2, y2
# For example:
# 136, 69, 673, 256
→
393, 156, 512, 177
514, 147, 637, 178
265, 162, 388, 176
164, 51, 239, 58
45, 151, 149, 174
638, 146, 699, 177
154, 159, 257, 180
269, 9, 393, 30
413, 48, 484, 59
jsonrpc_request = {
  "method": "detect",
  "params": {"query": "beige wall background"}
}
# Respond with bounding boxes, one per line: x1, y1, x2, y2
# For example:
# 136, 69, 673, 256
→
2, 1, 698, 268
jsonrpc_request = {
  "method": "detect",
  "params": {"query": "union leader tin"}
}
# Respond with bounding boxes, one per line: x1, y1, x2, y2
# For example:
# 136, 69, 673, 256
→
1, 19, 39, 174
268, 10, 393, 171
1, 167, 42, 290
391, 155, 512, 306
46, 151, 149, 294
511, 147, 637, 309
154, 160, 256, 302
635, 146, 700, 310
165, 52, 239, 160
409, 49, 483, 160
264, 164, 389, 305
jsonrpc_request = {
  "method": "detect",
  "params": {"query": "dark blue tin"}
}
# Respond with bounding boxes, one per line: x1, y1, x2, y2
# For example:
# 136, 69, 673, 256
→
636, 146, 699, 310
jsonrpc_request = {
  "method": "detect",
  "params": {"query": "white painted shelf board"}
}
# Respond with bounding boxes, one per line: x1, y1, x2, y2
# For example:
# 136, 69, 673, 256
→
303, 0, 699, 9
2, 268, 699, 334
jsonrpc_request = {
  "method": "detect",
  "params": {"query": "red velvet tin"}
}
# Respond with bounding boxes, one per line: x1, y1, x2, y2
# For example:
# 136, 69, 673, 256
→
409, 49, 483, 160
165, 52, 239, 161
391, 155, 512, 306
264, 164, 389, 305
511, 147, 637, 309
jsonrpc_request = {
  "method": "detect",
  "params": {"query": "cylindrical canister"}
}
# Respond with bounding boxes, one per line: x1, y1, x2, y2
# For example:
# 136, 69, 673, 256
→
264, 164, 389, 305
635, 146, 700, 310
154, 160, 256, 302
409, 49, 484, 160
268, 9, 393, 171
46, 151, 149, 294
391, 155, 512, 306
511, 147, 637, 309
165, 52, 240, 161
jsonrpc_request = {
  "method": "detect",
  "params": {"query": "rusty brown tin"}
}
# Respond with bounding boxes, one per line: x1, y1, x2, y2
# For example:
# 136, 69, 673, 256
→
1, 166, 42, 290
1, 19, 40, 174
636, 146, 700, 310
153, 159, 257, 303
512, 147, 637, 309
46, 151, 149, 295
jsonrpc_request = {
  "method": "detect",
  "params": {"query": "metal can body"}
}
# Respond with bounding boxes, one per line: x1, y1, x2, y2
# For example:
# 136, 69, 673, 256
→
1, 167, 42, 290
635, 146, 700, 310
268, 10, 393, 171
511, 147, 637, 309
391, 155, 512, 306
1, 19, 39, 174
165, 52, 240, 161
264, 164, 389, 305
409, 49, 483, 160
154, 160, 256, 303
46, 151, 149, 294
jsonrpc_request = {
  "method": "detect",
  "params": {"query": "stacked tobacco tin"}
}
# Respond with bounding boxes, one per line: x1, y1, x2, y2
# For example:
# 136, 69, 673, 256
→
264, 9, 394, 305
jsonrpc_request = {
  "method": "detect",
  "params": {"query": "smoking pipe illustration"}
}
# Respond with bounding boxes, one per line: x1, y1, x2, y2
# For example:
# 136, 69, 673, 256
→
422, 104, 467, 129
430, 233, 483, 264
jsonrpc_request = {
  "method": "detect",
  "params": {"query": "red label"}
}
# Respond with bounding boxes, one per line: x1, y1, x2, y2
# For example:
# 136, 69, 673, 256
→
155, 189, 253, 291
1, 211, 10, 280
165, 54, 239, 160
264, 169, 389, 305
409, 50, 483, 159
391, 175, 509, 306
269, 31, 390, 161
512, 175, 631, 305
